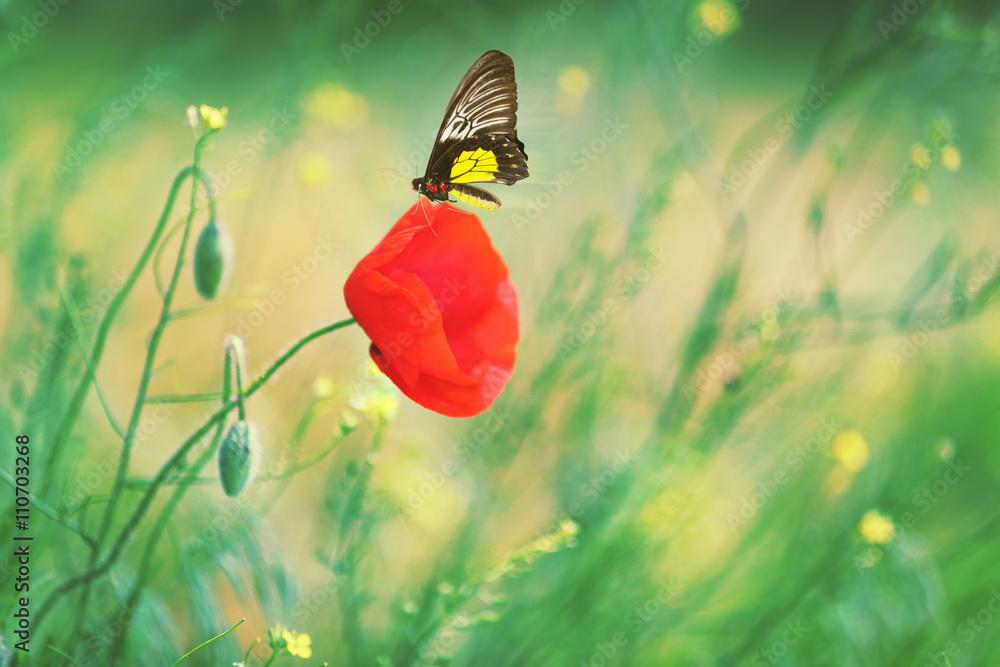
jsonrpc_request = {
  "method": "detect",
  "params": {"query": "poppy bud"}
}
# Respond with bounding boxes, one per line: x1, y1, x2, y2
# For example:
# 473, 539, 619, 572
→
193, 220, 234, 300
218, 420, 260, 497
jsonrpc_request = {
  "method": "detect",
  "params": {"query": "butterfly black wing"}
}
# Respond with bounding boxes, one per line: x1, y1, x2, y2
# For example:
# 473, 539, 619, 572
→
421, 50, 529, 195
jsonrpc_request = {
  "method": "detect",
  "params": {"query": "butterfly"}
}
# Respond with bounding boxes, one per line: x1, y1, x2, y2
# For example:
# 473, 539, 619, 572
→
411, 50, 529, 210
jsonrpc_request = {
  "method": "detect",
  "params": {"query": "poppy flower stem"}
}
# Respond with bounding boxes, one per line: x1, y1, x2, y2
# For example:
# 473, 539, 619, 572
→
35, 316, 358, 636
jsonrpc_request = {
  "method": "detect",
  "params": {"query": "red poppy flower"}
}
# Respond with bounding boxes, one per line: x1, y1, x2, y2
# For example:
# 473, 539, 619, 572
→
343, 201, 518, 417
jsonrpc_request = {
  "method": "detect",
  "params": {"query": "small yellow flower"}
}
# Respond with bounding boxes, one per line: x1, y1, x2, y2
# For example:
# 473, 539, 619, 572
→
560, 519, 580, 536
305, 83, 368, 129
696, 0, 741, 37
859, 510, 896, 544
558, 66, 590, 98
198, 104, 229, 129
350, 388, 399, 423
831, 430, 869, 472
911, 181, 930, 206
349, 362, 400, 422
555, 65, 590, 116
299, 154, 332, 186
312, 374, 335, 399
941, 145, 961, 172
282, 629, 313, 659
910, 143, 931, 170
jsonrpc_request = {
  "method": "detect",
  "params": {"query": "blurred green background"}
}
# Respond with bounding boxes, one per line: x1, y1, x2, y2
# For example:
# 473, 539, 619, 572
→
3, 0, 1000, 665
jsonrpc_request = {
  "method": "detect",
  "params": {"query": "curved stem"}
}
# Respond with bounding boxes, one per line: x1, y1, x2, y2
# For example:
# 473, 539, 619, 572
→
170, 618, 245, 666
0, 469, 94, 548
43, 166, 195, 495
44, 162, 219, 496
152, 219, 186, 298
35, 317, 356, 634
56, 278, 125, 439
106, 347, 236, 663
75, 130, 219, 633
92, 130, 218, 568
155, 169, 218, 298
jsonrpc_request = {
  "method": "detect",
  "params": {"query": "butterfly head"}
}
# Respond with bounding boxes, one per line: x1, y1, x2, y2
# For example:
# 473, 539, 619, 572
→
411, 177, 449, 202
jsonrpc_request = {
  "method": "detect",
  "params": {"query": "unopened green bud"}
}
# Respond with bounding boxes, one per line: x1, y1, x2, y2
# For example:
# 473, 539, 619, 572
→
218, 420, 260, 497
193, 220, 234, 300
339, 410, 359, 435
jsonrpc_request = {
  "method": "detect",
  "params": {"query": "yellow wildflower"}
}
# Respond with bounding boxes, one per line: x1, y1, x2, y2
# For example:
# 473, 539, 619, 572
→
282, 629, 313, 659
312, 374, 335, 399
555, 65, 590, 116
349, 361, 400, 422
831, 430, 870, 472
911, 181, 930, 206
198, 104, 229, 130
941, 145, 961, 172
299, 154, 332, 186
859, 510, 896, 544
696, 0, 741, 37
305, 83, 368, 129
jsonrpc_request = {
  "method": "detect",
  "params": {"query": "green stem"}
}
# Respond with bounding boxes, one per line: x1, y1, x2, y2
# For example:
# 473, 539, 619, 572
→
34, 317, 356, 634
170, 618, 245, 666
46, 644, 80, 667
153, 219, 186, 298
106, 348, 235, 663
85, 130, 219, 616
44, 165, 218, 496
241, 638, 259, 664
169, 298, 263, 320
336, 420, 387, 666
255, 401, 318, 516
0, 469, 95, 548
56, 278, 125, 439
145, 392, 225, 404
262, 427, 349, 482
43, 166, 192, 495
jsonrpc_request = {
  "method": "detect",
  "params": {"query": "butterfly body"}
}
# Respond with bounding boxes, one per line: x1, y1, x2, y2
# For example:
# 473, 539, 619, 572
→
411, 50, 528, 210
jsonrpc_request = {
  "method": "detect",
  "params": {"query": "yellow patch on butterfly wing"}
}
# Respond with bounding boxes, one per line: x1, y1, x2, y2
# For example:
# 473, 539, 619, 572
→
450, 148, 500, 184
451, 185, 501, 210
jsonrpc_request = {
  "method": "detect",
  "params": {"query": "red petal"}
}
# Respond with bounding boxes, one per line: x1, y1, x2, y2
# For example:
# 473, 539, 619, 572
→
344, 201, 518, 417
